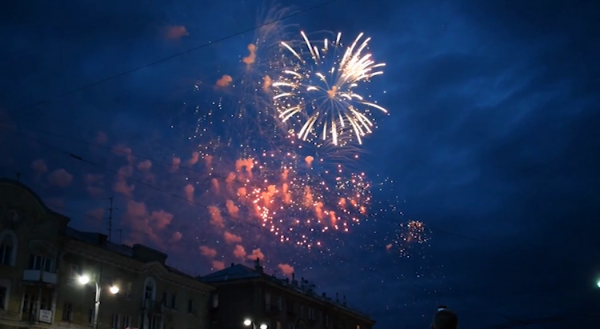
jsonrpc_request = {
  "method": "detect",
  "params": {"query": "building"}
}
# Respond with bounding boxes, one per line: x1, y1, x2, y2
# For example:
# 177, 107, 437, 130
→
200, 260, 375, 329
0, 179, 214, 329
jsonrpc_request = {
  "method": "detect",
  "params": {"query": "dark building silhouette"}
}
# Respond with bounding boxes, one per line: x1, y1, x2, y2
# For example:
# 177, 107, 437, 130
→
201, 259, 375, 329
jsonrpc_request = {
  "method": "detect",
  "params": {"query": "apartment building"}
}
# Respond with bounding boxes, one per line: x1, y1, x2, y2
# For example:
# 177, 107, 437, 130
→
200, 260, 375, 329
0, 179, 214, 329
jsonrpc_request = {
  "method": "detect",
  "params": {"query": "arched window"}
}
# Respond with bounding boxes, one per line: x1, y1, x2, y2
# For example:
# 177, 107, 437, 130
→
143, 277, 156, 301
0, 230, 17, 266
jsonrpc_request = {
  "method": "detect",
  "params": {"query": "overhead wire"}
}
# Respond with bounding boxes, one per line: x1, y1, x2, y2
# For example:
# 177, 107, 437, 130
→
3, 126, 535, 324
9, 0, 340, 121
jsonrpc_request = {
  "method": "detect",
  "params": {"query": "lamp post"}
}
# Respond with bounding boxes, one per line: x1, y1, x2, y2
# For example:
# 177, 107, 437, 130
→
78, 274, 119, 329
243, 318, 268, 329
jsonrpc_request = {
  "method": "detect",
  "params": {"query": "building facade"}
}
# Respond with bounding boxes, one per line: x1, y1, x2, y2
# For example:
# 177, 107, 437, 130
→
0, 179, 214, 329
201, 261, 375, 329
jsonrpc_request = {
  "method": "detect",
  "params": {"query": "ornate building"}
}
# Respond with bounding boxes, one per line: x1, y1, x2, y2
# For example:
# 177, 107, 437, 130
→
200, 261, 375, 329
0, 179, 214, 329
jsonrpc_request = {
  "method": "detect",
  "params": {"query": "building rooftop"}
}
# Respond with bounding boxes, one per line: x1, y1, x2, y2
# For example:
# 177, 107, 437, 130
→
200, 260, 373, 322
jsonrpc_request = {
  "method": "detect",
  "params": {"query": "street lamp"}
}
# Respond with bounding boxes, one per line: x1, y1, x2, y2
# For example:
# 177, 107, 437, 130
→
596, 280, 600, 289
78, 274, 119, 329
243, 319, 268, 329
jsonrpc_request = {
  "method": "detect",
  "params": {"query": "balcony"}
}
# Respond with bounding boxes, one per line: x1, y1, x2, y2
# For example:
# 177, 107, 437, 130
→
22, 270, 57, 284
142, 299, 164, 315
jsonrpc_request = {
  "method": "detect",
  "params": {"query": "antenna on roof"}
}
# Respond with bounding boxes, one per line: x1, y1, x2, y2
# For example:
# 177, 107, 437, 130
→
103, 197, 117, 241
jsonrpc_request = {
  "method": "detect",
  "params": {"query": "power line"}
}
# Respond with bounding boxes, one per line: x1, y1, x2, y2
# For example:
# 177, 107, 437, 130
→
12, 129, 595, 328
12, 0, 339, 119
3, 127, 529, 324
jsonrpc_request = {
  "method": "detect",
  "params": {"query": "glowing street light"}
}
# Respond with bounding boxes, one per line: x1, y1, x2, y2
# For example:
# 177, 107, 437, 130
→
596, 280, 600, 289
78, 273, 120, 329
243, 319, 267, 329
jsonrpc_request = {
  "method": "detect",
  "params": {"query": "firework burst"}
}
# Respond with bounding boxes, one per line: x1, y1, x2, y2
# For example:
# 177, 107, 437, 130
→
272, 31, 388, 146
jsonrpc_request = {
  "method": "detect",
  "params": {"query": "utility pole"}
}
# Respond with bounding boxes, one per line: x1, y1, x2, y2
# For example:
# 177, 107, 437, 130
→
104, 197, 116, 241
116, 229, 123, 244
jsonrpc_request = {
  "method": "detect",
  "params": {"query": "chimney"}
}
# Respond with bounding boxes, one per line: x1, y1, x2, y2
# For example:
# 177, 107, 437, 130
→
322, 292, 326, 298
343, 295, 347, 307
254, 258, 263, 273
335, 293, 339, 303
292, 273, 298, 286
231, 263, 234, 267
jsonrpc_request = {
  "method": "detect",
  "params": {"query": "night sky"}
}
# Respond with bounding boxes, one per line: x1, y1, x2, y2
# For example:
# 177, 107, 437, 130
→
1, 0, 600, 328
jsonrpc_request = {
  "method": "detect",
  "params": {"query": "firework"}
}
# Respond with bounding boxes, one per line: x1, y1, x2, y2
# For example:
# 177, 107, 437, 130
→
272, 31, 387, 146
193, 146, 373, 248
387, 220, 431, 258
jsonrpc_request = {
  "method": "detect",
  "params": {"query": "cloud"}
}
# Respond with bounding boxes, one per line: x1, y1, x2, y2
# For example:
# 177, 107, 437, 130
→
85, 208, 105, 221
247, 248, 264, 261
124, 200, 174, 249
113, 165, 135, 197
215, 75, 232, 88
137, 160, 152, 170
233, 245, 246, 259
184, 184, 194, 203
212, 260, 225, 270
224, 232, 242, 244
278, 264, 294, 276
95, 131, 107, 145
48, 168, 73, 187
86, 186, 104, 198
112, 144, 134, 163
199, 245, 217, 258
84, 174, 103, 184
208, 206, 224, 229
46, 198, 65, 209
85, 208, 105, 229
31, 159, 47, 173
164, 25, 189, 41
170, 231, 182, 243
170, 157, 181, 172
188, 152, 199, 165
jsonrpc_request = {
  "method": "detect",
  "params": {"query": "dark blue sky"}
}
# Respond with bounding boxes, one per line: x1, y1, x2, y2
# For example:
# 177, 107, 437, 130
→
2, 0, 600, 328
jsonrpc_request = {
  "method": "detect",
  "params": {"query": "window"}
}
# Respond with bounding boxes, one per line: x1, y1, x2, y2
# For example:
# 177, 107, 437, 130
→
265, 292, 271, 311
62, 302, 73, 321
325, 314, 330, 327
125, 282, 132, 297
300, 305, 305, 318
212, 293, 218, 308
0, 286, 6, 310
356, 325, 360, 329
112, 314, 121, 329
0, 234, 14, 266
308, 308, 315, 320
276, 322, 281, 329
28, 255, 52, 272
171, 293, 176, 309
276, 297, 282, 311
288, 325, 295, 329
149, 315, 160, 329
122, 316, 131, 329
187, 299, 193, 313
39, 292, 51, 310
22, 294, 33, 313
162, 292, 167, 306
144, 278, 155, 300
